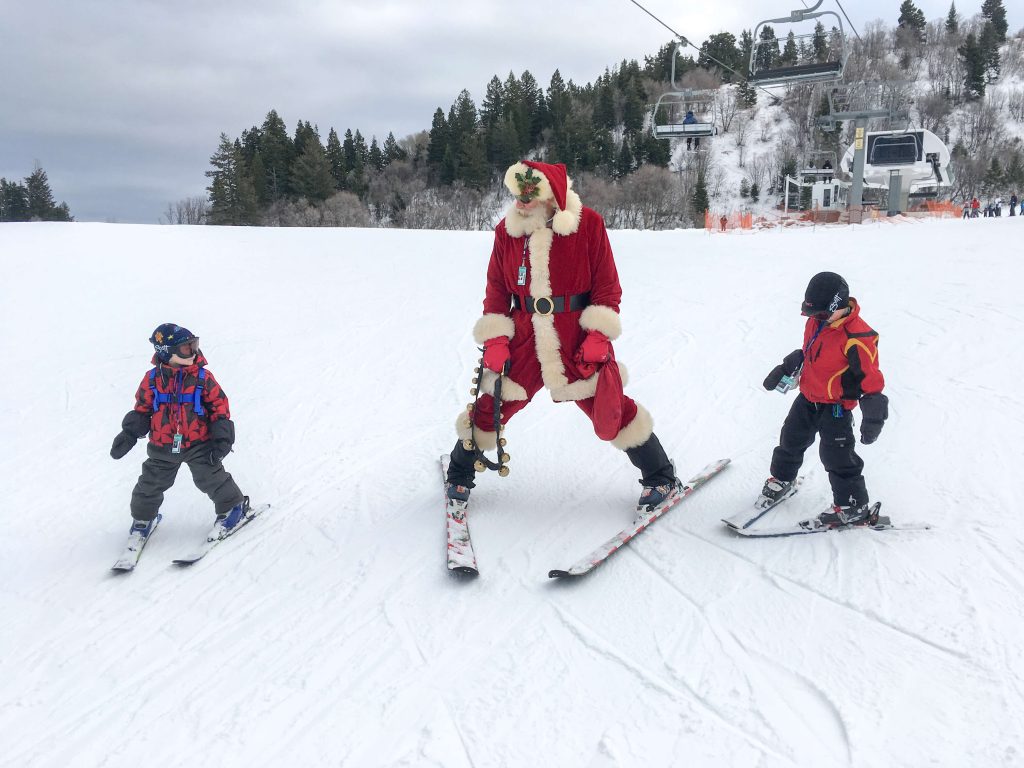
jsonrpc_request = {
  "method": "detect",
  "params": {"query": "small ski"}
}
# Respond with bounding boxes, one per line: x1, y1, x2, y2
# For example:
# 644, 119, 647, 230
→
172, 503, 270, 566
730, 503, 931, 538
441, 456, 478, 576
549, 458, 731, 579
111, 513, 163, 572
722, 477, 802, 530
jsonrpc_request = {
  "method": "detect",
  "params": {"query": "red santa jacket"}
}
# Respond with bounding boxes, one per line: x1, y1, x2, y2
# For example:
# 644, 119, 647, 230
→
472, 200, 625, 403
799, 299, 884, 408
129, 353, 232, 449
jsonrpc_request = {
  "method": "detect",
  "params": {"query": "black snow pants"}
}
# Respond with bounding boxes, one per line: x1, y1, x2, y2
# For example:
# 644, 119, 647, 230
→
770, 394, 868, 507
131, 442, 244, 522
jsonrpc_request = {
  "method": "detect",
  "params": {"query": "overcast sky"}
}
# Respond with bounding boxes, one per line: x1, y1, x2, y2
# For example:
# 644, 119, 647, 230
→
1, 0, 1012, 223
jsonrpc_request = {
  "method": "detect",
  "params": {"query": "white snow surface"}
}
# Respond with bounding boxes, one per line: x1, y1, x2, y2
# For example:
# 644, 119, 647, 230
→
2, 218, 1023, 768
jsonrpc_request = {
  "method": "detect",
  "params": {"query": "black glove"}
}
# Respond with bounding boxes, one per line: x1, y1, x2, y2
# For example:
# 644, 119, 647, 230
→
208, 418, 236, 464
763, 365, 786, 391
110, 430, 138, 459
208, 440, 232, 465
859, 393, 889, 445
763, 349, 805, 391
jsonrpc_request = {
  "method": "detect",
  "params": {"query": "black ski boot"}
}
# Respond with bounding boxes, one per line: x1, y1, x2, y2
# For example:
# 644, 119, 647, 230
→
446, 441, 477, 503
626, 433, 678, 511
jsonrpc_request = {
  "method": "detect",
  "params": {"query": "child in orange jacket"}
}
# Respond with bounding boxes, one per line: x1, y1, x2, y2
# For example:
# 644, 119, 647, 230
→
759, 272, 888, 526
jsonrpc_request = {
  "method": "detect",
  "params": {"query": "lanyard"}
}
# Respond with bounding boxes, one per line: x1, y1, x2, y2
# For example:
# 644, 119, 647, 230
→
804, 320, 827, 359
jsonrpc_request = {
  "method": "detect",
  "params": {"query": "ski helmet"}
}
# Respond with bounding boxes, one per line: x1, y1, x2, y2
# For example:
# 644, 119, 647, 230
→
150, 323, 198, 363
801, 272, 849, 318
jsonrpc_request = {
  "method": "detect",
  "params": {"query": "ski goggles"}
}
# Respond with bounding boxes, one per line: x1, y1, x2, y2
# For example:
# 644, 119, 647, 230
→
173, 338, 199, 357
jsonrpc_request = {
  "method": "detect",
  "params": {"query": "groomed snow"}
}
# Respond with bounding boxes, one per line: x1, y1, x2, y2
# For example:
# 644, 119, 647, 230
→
1, 217, 1022, 767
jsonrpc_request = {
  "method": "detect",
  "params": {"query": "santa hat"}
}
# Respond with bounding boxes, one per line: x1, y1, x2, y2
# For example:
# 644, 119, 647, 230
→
504, 160, 582, 236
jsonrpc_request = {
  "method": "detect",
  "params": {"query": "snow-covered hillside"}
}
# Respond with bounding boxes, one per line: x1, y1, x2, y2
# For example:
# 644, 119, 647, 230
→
2, 218, 1023, 767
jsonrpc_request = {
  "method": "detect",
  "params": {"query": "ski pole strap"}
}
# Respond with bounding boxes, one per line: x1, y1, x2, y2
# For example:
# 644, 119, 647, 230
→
149, 367, 206, 416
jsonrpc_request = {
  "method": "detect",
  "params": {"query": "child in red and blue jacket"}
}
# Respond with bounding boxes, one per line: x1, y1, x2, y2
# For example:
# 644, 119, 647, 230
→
760, 272, 888, 526
110, 323, 249, 536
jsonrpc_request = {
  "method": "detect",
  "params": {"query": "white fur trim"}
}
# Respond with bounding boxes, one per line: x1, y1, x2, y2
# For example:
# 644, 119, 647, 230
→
551, 188, 582, 236
504, 162, 552, 202
579, 304, 622, 340
611, 403, 654, 450
550, 361, 629, 402
455, 411, 497, 451
479, 370, 528, 402
473, 313, 515, 345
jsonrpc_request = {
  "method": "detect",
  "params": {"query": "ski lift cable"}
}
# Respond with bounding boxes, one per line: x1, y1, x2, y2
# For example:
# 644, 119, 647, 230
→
624, 0, 782, 102
833, 0, 862, 42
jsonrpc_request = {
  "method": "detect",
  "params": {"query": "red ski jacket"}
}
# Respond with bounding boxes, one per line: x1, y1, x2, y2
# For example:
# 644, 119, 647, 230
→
130, 353, 232, 449
798, 299, 884, 408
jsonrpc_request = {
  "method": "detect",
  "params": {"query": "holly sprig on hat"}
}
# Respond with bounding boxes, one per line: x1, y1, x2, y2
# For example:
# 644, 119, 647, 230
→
514, 167, 542, 203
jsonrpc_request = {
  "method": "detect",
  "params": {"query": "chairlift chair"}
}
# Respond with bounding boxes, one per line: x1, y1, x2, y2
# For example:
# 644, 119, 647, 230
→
799, 149, 839, 181
748, 1, 848, 87
652, 43, 718, 140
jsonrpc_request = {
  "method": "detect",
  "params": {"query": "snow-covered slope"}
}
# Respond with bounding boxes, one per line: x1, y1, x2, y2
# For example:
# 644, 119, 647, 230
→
1, 218, 1022, 767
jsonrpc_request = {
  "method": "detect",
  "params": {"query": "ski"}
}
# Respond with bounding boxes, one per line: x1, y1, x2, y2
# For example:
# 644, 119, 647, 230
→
729, 503, 931, 538
441, 456, 478, 576
548, 458, 731, 579
111, 513, 163, 572
722, 477, 802, 530
171, 503, 270, 566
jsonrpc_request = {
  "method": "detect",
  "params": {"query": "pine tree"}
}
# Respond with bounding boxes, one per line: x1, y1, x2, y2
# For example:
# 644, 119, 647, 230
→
259, 110, 294, 201
981, 0, 1008, 45
368, 138, 384, 173
700, 32, 742, 81
737, 30, 758, 107
290, 136, 335, 202
426, 108, 449, 177
326, 128, 346, 189
692, 171, 709, 226
750, 182, 760, 202
206, 133, 259, 225
780, 32, 799, 66
944, 2, 959, 35
897, 1, 927, 45
753, 26, 779, 74
983, 157, 1003, 195
740, 178, 750, 198
959, 33, 987, 99
382, 133, 407, 164
979, 22, 1001, 82
22, 165, 72, 221
0, 178, 30, 221
249, 151, 268, 205
812, 21, 828, 62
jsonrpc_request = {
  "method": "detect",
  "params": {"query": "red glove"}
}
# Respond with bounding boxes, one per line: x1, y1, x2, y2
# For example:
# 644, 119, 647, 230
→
482, 336, 510, 373
579, 331, 611, 364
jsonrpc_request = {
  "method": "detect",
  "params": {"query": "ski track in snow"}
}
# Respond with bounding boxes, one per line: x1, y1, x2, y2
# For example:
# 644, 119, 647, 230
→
3, 220, 1024, 767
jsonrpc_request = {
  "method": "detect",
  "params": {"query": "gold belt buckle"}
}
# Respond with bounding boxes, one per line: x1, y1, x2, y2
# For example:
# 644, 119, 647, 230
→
534, 296, 554, 316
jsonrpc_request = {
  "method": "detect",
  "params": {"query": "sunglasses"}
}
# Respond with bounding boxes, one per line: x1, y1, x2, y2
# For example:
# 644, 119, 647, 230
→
800, 305, 832, 320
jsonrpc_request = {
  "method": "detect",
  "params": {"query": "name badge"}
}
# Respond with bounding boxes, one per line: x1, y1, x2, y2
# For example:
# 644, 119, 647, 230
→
517, 266, 527, 286
172, 433, 183, 454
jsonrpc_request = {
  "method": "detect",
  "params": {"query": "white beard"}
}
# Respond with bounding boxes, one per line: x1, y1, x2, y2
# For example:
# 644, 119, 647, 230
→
506, 203, 551, 236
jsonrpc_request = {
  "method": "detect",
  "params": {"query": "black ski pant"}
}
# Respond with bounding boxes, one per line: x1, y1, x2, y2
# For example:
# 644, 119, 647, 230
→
130, 442, 244, 522
770, 394, 867, 507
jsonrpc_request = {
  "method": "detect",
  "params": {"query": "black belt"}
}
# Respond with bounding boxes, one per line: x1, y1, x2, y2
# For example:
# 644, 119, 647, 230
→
512, 292, 590, 316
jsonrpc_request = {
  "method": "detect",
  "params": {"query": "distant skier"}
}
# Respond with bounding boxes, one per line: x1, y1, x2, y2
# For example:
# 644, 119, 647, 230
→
971, 197, 980, 218
110, 324, 252, 550
444, 160, 679, 513
1010, 194, 1018, 217
759, 272, 888, 527
683, 110, 700, 151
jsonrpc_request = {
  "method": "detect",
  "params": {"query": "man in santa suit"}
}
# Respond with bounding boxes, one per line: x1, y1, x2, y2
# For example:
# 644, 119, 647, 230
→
444, 160, 679, 512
